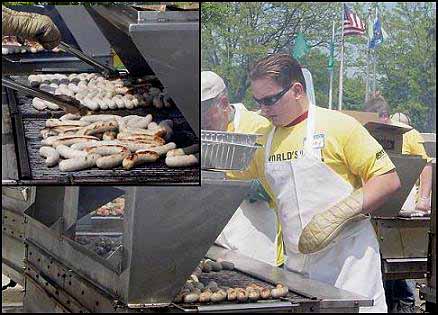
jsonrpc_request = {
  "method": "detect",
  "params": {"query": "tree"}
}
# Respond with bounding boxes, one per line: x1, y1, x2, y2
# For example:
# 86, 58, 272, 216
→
202, 2, 436, 132
202, 2, 340, 104
373, 3, 436, 132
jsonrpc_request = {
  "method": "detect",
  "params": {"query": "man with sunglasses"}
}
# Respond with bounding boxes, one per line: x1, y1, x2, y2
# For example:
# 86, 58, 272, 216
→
201, 71, 284, 267
243, 54, 401, 312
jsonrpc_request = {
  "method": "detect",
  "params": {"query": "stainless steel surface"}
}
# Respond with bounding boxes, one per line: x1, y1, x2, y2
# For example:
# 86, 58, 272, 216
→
206, 245, 372, 310
122, 180, 251, 305
373, 153, 427, 217
86, 6, 155, 77
202, 130, 262, 146
2, 88, 18, 183
130, 10, 199, 137
2, 187, 36, 285
196, 302, 308, 313
202, 141, 261, 171
58, 41, 119, 78
382, 258, 428, 280
2, 77, 88, 115
2, 209, 26, 286
24, 275, 70, 313
55, 5, 112, 60
372, 217, 430, 259
20, 182, 251, 306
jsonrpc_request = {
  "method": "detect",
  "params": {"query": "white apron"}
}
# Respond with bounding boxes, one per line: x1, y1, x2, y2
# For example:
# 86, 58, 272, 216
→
215, 103, 278, 266
264, 104, 387, 313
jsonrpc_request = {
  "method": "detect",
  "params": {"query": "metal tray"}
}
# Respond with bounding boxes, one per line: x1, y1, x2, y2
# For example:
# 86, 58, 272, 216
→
201, 130, 262, 146
202, 140, 261, 171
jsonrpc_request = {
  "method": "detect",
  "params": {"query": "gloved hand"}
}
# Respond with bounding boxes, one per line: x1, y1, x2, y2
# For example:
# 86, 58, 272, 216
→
2, 6, 61, 50
246, 180, 271, 204
298, 189, 367, 254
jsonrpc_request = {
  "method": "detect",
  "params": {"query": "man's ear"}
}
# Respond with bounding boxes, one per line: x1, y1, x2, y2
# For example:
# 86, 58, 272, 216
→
217, 95, 229, 109
291, 83, 305, 99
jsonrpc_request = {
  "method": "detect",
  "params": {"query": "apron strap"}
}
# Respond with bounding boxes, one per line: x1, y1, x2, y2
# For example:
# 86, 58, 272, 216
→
304, 103, 316, 154
232, 104, 242, 131
265, 126, 277, 162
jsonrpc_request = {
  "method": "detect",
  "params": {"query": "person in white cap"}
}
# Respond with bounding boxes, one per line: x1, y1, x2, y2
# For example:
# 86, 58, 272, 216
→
364, 100, 433, 215
244, 54, 401, 312
201, 70, 284, 267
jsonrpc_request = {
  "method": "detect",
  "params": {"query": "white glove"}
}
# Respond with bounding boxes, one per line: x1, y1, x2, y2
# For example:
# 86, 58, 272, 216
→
298, 189, 367, 254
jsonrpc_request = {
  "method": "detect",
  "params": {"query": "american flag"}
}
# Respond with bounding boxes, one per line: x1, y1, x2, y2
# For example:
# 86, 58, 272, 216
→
343, 4, 365, 37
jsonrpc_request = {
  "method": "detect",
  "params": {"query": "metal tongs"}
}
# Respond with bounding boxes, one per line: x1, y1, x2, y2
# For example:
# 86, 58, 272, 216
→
58, 41, 121, 79
2, 76, 89, 115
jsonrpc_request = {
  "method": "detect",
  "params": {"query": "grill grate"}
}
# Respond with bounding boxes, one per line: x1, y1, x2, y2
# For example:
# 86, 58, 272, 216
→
21, 118, 198, 184
197, 270, 304, 301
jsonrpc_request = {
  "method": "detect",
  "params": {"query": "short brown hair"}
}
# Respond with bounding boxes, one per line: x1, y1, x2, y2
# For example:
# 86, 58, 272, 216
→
249, 54, 306, 92
364, 94, 390, 115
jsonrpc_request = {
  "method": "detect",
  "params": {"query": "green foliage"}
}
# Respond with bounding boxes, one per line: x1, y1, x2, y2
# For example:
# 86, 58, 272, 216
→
202, 2, 436, 132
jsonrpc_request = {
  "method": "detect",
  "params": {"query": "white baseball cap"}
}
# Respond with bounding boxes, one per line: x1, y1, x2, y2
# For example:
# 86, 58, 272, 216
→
201, 71, 226, 102
391, 112, 411, 126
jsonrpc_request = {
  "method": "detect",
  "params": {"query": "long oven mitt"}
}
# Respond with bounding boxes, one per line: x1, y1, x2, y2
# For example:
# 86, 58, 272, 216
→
298, 189, 367, 254
2, 6, 61, 50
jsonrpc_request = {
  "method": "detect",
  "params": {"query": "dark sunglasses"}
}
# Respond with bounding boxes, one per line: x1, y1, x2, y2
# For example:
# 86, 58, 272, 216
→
253, 83, 293, 107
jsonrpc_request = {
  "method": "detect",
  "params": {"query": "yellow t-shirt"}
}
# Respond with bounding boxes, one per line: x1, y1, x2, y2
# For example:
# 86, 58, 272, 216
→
239, 105, 396, 213
395, 122, 432, 163
226, 104, 285, 267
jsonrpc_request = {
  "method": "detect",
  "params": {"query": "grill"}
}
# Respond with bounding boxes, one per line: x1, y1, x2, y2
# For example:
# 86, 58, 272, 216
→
4, 85, 199, 185
2, 5, 200, 185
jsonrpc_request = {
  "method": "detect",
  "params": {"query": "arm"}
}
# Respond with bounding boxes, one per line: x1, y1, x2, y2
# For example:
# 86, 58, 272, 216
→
2, 6, 61, 49
416, 163, 432, 211
362, 169, 401, 214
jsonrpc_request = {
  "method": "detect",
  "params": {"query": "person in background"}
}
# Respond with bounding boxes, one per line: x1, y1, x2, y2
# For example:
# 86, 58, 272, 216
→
201, 71, 284, 267
364, 97, 432, 215
2, 5, 61, 50
365, 96, 433, 313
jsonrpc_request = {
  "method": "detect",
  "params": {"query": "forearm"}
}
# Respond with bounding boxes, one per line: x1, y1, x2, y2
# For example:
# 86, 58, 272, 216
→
361, 170, 401, 214
418, 164, 432, 198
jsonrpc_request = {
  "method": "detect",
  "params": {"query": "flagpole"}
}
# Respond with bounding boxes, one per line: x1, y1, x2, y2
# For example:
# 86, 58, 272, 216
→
365, 5, 372, 103
328, 20, 335, 110
338, 3, 345, 111
372, 6, 378, 94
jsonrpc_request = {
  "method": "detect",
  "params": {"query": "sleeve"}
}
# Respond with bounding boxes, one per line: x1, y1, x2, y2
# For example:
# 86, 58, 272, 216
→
226, 150, 260, 181
406, 130, 432, 162
343, 123, 396, 182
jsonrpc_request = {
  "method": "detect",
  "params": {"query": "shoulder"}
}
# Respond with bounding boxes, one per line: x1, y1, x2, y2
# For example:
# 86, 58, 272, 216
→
239, 108, 272, 133
315, 106, 363, 134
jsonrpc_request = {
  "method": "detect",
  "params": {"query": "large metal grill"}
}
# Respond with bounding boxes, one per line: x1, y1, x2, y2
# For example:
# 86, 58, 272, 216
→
4, 78, 199, 185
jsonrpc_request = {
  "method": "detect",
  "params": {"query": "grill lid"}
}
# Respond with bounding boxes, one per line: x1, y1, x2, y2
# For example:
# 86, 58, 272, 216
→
86, 6, 199, 137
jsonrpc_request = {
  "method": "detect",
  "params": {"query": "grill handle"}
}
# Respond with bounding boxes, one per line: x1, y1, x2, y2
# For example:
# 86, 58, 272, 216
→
2, 77, 89, 115
59, 41, 120, 79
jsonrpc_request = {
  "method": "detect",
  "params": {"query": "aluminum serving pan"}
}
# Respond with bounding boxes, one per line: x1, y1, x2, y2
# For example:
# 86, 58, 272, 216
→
201, 130, 262, 146
201, 140, 262, 171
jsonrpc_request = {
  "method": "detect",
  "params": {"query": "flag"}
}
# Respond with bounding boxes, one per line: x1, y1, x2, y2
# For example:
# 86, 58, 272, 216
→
343, 4, 365, 37
292, 32, 310, 61
369, 8, 386, 49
